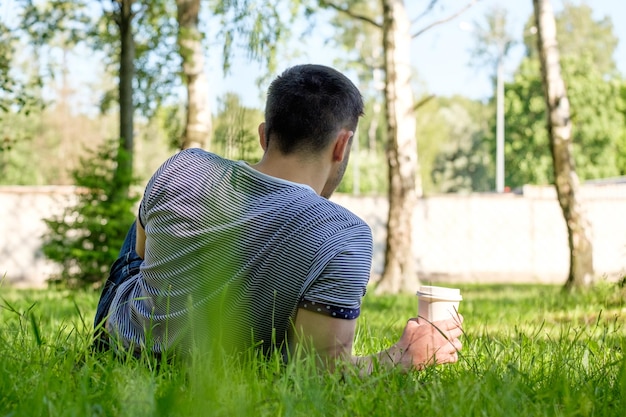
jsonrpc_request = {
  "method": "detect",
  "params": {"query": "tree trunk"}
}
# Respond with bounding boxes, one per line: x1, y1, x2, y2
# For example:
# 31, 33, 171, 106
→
376, 0, 420, 294
114, 0, 135, 200
177, 0, 211, 150
533, 0, 594, 290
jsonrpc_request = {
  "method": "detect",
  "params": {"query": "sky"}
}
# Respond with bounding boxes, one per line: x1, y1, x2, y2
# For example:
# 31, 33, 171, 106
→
2, 0, 625, 111
409, 0, 626, 100
209, 0, 626, 108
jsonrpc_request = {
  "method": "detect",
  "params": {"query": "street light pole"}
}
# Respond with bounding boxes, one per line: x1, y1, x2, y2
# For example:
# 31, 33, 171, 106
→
495, 47, 505, 193
460, 15, 509, 193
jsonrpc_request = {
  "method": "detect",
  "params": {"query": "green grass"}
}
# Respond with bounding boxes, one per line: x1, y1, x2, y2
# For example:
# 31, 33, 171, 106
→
1, 282, 625, 417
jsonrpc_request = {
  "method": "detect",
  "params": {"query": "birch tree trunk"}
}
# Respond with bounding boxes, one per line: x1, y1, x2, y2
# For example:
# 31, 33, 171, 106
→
533, 0, 594, 290
376, 0, 420, 294
177, 0, 211, 150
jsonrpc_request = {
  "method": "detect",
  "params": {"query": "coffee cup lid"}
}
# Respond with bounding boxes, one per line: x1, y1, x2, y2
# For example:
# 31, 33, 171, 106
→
416, 285, 462, 301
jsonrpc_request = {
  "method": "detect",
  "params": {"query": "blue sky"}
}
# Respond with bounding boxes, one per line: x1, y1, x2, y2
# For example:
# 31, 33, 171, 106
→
211, 0, 626, 108
410, 0, 626, 100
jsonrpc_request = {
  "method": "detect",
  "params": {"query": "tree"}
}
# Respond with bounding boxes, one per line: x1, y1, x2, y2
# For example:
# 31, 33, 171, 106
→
524, 1, 618, 77
0, 12, 44, 155
497, 3, 626, 188
112, 0, 136, 200
17, 0, 178, 195
317, 0, 476, 293
42, 140, 138, 288
18, 0, 179, 286
373, 0, 418, 293
324, 0, 386, 195
176, 0, 212, 150
533, 0, 594, 290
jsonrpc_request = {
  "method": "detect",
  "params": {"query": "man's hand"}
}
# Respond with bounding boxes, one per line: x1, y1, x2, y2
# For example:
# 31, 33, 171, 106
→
392, 315, 464, 370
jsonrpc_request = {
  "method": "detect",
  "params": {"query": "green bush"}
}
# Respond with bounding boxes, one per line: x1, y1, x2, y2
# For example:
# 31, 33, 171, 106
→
42, 139, 139, 289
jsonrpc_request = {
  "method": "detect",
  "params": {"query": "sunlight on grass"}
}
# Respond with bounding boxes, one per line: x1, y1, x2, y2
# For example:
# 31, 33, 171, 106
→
1, 282, 625, 417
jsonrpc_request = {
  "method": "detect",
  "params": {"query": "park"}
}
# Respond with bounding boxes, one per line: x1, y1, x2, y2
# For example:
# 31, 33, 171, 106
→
1, 0, 625, 416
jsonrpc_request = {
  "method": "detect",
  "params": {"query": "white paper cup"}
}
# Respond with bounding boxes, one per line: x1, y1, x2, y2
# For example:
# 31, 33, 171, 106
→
416, 285, 462, 322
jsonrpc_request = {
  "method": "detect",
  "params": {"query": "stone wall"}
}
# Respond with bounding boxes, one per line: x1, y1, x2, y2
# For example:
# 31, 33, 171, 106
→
2, 184, 625, 287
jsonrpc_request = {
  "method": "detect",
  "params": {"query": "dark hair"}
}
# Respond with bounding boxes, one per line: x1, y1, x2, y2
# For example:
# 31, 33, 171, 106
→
264, 64, 364, 155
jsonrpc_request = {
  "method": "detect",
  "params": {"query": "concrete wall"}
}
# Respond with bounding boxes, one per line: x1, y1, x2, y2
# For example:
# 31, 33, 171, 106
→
333, 183, 626, 284
2, 184, 625, 287
1, 186, 72, 287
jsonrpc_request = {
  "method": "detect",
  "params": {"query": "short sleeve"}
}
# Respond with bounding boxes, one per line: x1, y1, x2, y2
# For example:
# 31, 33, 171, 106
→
300, 224, 373, 319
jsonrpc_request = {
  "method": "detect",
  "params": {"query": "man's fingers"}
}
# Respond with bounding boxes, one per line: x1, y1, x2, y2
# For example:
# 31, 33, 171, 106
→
444, 314, 463, 328
428, 319, 463, 341
435, 348, 459, 365
448, 337, 462, 353
416, 314, 463, 326
448, 326, 464, 340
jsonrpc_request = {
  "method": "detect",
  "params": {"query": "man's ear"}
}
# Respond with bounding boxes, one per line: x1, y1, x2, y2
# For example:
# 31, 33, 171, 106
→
258, 122, 268, 151
332, 129, 353, 162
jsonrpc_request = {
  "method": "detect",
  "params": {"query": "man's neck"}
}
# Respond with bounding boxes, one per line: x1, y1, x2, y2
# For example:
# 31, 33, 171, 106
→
250, 155, 329, 196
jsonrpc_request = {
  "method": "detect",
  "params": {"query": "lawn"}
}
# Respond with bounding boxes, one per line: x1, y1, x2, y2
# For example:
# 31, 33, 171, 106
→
1, 282, 625, 417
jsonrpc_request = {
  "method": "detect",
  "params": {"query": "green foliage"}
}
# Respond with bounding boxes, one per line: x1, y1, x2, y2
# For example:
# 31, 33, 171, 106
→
1, 283, 625, 416
214, 0, 296, 76
153, 103, 186, 150
323, 0, 382, 92
0, 19, 44, 154
0, 105, 120, 186
336, 148, 388, 195
470, 2, 626, 190
498, 57, 554, 188
566, 55, 626, 179
130, 0, 181, 119
212, 93, 264, 163
496, 54, 626, 188
15, 0, 181, 121
523, 2, 619, 77
428, 97, 493, 193
42, 139, 138, 289
618, 83, 626, 175
0, 111, 42, 184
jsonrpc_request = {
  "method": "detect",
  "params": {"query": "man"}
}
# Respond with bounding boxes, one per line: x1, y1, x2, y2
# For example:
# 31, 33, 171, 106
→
94, 64, 463, 372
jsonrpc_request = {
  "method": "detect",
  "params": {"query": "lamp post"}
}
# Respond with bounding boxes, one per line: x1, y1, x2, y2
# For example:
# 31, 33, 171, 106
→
495, 40, 505, 193
461, 9, 512, 193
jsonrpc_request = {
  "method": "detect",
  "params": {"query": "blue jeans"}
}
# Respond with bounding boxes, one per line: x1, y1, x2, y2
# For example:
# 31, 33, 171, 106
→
93, 221, 143, 351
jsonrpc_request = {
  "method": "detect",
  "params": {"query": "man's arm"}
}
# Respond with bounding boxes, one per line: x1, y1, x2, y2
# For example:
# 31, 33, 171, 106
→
135, 218, 146, 259
291, 308, 357, 369
291, 308, 464, 374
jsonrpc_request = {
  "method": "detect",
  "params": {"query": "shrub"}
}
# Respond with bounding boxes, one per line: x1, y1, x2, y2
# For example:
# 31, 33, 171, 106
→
42, 139, 138, 289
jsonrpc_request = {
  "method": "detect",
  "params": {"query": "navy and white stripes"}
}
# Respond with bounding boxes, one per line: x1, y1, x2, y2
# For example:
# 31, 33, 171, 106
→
107, 149, 373, 356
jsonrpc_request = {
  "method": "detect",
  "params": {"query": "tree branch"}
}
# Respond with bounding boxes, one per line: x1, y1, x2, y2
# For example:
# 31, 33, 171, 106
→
414, 94, 435, 111
412, 0, 477, 39
411, 0, 439, 26
319, 1, 382, 29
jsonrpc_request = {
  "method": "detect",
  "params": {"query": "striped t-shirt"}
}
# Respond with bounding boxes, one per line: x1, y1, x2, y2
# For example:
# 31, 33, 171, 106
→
106, 149, 373, 356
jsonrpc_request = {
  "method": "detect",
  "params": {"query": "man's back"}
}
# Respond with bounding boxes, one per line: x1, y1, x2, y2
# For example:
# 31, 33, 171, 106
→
106, 149, 373, 356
